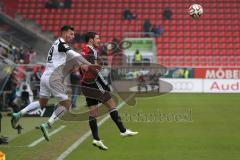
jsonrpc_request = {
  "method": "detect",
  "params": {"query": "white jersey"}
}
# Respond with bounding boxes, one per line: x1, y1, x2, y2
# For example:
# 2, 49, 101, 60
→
45, 38, 71, 74
39, 37, 91, 101
44, 37, 90, 78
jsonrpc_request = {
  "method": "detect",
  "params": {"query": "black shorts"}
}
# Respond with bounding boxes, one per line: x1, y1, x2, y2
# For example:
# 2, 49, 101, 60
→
81, 77, 111, 107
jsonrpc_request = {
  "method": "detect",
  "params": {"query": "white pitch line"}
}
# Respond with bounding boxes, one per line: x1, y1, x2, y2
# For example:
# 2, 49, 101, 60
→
28, 125, 66, 147
56, 97, 132, 160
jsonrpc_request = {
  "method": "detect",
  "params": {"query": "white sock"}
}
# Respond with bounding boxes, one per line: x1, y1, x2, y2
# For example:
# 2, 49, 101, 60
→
48, 105, 67, 126
20, 101, 41, 116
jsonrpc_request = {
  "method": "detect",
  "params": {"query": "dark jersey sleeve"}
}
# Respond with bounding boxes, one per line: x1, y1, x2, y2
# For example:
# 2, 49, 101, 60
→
58, 42, 71, 53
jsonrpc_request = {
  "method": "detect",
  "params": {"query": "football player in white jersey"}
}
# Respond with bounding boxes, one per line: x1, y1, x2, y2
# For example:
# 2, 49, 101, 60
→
11, 25, 93, 141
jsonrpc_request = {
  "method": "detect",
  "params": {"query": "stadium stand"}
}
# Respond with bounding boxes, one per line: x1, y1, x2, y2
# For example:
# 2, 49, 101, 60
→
2, 0, 240, 66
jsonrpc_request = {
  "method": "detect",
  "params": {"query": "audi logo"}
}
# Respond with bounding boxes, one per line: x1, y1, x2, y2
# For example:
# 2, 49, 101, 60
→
172, 82, 194, 91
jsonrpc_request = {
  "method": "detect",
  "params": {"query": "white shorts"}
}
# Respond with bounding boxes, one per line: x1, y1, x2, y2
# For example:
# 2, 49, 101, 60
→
39, 72, 68, 101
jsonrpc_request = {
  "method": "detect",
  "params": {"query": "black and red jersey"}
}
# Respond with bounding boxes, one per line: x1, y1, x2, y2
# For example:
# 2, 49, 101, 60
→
80, 45, 110, 99
81, 44, 98, 64
80, 45, 99, 83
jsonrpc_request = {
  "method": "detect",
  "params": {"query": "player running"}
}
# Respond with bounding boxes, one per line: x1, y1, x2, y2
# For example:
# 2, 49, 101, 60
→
11, 25, 93, 141
80, 32, 138, 150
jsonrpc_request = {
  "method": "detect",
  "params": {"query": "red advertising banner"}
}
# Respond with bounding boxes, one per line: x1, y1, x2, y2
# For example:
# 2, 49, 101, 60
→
195, 68, 240, 79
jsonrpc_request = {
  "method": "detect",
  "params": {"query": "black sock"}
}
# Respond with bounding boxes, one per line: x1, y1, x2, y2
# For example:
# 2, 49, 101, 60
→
89, 116, 100, 140
110, 110, 126, 133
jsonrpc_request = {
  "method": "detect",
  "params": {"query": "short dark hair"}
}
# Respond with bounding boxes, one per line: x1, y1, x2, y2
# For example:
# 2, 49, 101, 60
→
85, 32, 98, 43
61, 25, 74, 32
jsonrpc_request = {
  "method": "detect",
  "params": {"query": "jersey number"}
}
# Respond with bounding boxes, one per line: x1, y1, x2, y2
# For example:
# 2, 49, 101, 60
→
47, 47, 54, 63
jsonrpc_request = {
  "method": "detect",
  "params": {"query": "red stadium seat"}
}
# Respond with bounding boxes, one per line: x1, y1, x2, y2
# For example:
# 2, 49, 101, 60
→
13, 0, 240, 67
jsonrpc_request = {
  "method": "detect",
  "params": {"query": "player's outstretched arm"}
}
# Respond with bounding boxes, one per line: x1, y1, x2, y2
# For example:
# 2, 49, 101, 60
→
67, 49, 92, 65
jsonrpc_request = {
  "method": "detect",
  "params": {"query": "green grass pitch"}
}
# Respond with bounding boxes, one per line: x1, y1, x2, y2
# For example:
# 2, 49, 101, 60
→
1, 93, 240, 160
